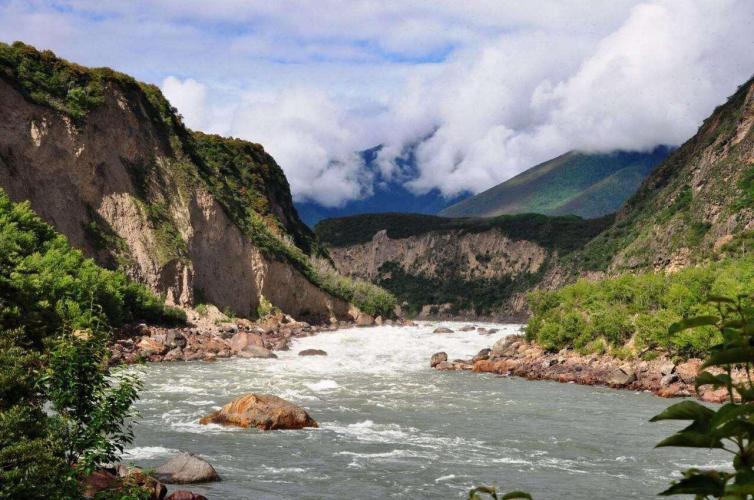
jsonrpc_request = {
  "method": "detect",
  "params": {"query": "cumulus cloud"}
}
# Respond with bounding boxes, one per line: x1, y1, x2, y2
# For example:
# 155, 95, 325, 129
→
2, 0, 753, 204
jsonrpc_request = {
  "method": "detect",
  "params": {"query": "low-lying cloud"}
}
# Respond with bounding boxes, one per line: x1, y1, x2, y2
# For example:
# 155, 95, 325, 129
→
3, 0, 753, 205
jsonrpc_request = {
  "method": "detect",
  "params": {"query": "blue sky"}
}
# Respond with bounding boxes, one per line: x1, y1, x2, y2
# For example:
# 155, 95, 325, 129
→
2, 1, 753, 206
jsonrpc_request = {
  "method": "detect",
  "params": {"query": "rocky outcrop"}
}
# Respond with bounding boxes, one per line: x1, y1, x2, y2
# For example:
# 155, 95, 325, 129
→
155, 453, 220, 484
199, 393, 318, 430
0, 43, 352, 322
437, 335, 731, 403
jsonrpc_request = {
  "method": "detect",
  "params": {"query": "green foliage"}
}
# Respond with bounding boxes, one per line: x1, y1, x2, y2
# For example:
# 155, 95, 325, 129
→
526, 257, 754, 358
377, 260, 544, 317
44, 329, 141, 474
652, 294, 754, 498
0, 188, 181, 497
256, 295, 279, 319
317, 266, 397, 318
316, 212, 613, 254
0, 41, 133, 121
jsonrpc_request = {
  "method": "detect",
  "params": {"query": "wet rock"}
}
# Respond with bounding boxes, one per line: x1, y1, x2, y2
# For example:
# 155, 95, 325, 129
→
607, 367, 636, 386
435, 361, 455, 370
166, 491, 208, 500
491, 335, 520, 357
459, 325, 476, 332
356, 313, 375, 327
374, 316, 384, 326
472, 348, 491, 363
433, 327, 454, 334
238, 345, 277, 359
298, 349, 327, 356
199, 393, 318, 430
156, 452, 220, 484
163, 347, 184, 362
229, 332, 264, 353
431, 352, 448, 368
661, 373, 680, 387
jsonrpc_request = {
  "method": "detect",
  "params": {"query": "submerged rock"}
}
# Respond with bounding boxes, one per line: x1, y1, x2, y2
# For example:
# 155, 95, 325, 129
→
199, 393, 318, 430
238, 345, 277, 359
299, 349, 327, 356
166, 492, 208, 500
459, 325, 476, 332
433, 327, 454, 334
156, 452, 219, 484
430, 352, 448, 368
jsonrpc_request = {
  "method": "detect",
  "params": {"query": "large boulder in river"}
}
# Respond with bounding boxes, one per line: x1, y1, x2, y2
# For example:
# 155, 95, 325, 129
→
199, 393, 318, 430
156, 452, 219, 484
229, 332, 264, 353
430, 352, 448, 368
299, 349, 327, 356
433, 327, 454, 334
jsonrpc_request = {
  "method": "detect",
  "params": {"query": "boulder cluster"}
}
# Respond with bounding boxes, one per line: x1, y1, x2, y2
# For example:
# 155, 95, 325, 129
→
432, 334, 731, 403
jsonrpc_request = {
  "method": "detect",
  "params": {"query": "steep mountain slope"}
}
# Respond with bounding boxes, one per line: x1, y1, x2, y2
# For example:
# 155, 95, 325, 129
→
440, 147, 670, 219
579, 76, 754, 273
0, 41, 359, 321
295, 146, 468, 227
319, 75, 754, 319
317, 213, 612, 318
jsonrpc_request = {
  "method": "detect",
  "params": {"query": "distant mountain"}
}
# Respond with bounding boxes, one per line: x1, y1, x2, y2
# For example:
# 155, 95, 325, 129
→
440, 147, 671, 219
295, 146, 468, 226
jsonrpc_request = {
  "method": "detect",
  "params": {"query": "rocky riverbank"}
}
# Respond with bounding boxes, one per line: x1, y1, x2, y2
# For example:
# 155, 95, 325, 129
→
433, 334, 731, 403
108, 307, 408, 364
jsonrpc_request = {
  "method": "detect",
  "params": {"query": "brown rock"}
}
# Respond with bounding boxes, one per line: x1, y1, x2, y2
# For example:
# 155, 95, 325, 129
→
356, 313, 375, 326
138, 337, 167, 356
156, 452, 220, 484
166, 491, 208, 500
607, 367, 636, 386
472, 348, 491, 363
298, 349, 327, 356
199, 393, 318, 430
676, 359, 702, 383
430, 352, 448, 368
433, 327, 454, 334
229, 332, 264, 353
435, 361, 455, 370
82, 470, 120, 498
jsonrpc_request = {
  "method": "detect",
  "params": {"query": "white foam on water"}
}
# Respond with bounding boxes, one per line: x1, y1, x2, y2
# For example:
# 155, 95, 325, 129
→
122, 446, 178, 460
304, 379, 339, 391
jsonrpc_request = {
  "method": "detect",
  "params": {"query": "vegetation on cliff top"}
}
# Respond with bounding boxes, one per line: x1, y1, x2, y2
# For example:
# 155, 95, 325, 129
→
0, 189, 181, 497
316, 211, 613, 254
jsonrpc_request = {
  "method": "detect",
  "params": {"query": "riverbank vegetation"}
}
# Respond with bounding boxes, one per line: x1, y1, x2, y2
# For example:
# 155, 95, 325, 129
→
0, 190, 183, 497
526, 257, 754, 359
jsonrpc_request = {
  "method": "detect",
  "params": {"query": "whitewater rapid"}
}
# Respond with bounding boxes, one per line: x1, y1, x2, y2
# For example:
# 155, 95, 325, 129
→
125, 322, 726, 499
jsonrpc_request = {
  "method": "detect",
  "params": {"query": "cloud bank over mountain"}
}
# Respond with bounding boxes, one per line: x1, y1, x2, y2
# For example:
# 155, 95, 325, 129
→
3, 1, 753, 206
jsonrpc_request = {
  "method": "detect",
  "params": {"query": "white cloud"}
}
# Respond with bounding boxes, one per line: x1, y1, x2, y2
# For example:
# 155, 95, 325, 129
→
2, 0, 753, 205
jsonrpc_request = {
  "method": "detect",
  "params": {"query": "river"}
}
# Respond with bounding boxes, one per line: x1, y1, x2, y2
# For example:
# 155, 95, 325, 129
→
125, 322, 724, 499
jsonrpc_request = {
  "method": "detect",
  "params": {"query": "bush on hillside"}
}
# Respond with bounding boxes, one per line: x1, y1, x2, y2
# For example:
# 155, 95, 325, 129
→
526, 258, 754, 359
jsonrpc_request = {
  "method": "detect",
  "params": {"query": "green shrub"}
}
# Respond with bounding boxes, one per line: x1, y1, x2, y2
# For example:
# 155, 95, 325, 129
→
526, 257, 754, 358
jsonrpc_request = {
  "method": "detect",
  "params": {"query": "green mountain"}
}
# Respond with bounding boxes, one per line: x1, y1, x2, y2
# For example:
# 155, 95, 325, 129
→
440, 147, 670, 219
0, 41, 393, 320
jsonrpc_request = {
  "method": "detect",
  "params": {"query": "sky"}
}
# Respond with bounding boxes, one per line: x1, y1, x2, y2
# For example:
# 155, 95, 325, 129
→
2, 0, 753, 206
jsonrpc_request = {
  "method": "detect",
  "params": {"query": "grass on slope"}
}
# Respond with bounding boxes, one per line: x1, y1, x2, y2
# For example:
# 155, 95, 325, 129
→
316, 212, 614, 255
440, 148, 669, 219
526, 256, 754, 360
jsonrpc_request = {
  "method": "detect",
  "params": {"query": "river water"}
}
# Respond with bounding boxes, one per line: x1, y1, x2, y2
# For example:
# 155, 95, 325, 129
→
125, 323, 724, 499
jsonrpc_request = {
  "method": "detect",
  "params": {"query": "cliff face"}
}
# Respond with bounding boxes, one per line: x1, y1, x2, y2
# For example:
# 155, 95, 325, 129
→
0, 42, 351, 321
582, 76, 754, 273
319, 213, 610, 319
